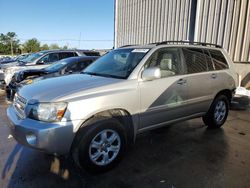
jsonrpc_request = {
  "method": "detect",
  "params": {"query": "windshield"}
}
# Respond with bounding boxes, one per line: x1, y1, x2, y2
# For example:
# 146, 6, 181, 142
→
44, 61, 68, 72
83, 48, 149, 79
21, 52, 45, 63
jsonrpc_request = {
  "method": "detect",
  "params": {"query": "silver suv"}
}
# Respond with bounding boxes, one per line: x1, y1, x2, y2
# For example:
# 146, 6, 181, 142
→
7, 42, 237, 172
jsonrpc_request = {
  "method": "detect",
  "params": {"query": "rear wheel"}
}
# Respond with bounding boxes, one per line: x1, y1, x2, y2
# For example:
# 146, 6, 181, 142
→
202, 95, 229, 128
72, 118, 126, 173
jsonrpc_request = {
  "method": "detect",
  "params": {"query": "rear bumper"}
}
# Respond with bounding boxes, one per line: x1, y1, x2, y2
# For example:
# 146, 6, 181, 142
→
7, 106, 77, 155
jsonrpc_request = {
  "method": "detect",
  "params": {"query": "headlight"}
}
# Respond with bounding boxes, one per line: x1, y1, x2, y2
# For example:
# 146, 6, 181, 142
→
28, 102, 67, 122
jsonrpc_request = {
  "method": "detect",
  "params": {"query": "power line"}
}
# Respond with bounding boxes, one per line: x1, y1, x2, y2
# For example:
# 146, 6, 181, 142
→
19, 38, 113, 42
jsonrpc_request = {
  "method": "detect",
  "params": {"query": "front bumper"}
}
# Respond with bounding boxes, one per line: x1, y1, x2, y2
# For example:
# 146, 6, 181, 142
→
6, 83, 18, 101
7, 106, 77, 155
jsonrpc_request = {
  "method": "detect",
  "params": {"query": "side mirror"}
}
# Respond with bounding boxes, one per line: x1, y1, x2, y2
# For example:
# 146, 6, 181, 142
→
142, 67, 161, 81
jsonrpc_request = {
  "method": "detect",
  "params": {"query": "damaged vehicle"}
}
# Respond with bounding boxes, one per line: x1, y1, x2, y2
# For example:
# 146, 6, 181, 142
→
6, 56, 98, 101
7, 41, 237, 172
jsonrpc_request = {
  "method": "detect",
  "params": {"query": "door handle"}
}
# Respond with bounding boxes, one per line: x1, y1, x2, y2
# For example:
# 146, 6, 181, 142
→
177, 79, 187, 85
211, 73, 217, 79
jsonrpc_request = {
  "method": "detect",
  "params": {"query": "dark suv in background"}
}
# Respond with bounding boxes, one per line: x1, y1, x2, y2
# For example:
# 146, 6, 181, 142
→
6, 56, 99, 100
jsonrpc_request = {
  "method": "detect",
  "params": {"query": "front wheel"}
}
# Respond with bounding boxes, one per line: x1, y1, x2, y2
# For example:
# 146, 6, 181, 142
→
202, 95, 229, 128
73, 118, 126, 173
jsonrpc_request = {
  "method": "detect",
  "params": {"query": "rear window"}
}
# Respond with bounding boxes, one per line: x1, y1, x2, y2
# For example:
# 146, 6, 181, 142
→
209, 50, 228, 70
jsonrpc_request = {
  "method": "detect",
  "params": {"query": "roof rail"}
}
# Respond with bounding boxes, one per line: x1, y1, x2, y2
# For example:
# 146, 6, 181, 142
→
156, 40, 222, 48
118, 44, 138, 48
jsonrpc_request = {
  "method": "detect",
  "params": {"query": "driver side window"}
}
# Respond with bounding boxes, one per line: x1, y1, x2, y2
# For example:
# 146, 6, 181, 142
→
38, 53, 59, 64
145, 48, 183, 78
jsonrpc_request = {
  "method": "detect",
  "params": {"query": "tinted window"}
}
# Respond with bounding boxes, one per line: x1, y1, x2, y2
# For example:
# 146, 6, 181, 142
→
84, 52, 100, 56
78, 60, 93, 70
38, 53, 59, 64
44, 61, 68, 72
146, 48, 183, 77
203, 49, 214, 71
209, 50, 228, 70
59, 52, 75, 59
65, 63, 79, 72
182, 48, 207, 74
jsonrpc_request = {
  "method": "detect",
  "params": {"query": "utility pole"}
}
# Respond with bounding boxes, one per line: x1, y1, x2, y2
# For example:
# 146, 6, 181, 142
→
10, 38, 13, 56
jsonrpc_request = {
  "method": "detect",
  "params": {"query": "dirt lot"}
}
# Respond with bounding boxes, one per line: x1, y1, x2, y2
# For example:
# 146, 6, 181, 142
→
0, 90, 250, 188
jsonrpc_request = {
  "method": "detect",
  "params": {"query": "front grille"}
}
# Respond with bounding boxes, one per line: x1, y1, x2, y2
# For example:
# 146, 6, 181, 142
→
13, 93, 27, 119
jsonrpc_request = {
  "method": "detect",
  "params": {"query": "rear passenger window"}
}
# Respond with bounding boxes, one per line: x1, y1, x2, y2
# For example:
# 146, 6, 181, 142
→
209, 50, 228, 70
146, 48, 183, 77
60, 52, 75, 60
182, 48, 207, 74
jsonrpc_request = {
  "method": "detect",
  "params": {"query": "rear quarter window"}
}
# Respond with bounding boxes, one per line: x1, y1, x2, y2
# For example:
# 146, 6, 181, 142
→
209, 50, 229, 70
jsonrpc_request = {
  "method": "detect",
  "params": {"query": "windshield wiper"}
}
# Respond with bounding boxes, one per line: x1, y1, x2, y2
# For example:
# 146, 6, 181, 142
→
82, 72, 124, 79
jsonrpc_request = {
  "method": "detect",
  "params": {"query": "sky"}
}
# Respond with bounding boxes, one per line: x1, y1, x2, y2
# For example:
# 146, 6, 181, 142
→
0, 0, 115, 49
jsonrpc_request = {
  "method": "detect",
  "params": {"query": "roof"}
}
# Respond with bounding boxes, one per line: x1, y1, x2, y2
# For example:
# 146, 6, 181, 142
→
118, 41, 222, 50
59, 56, 99, 63
38, 49, 99, 53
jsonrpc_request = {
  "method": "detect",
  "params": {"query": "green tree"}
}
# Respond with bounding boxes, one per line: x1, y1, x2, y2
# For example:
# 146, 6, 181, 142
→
0, 32, 20, 55
49, 43, 60, 50
23, 38, 40, 53
62, 45, 68, 49
40, 44, 49, 51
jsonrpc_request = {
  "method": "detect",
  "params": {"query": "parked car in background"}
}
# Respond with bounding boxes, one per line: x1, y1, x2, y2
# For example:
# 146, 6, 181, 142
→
6, 56, 98, 100
0, 54, 29, 65
7, 41, 237, 173
0, 49, 100, 86
0, 56, 12, 63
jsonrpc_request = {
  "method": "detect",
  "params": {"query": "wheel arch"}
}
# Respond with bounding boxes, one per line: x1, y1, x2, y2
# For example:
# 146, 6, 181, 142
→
214, 89, 233, 102
70, 108, 135, 155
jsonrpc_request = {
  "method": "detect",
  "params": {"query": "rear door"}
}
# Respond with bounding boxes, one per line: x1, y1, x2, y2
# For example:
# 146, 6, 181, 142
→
181, 47, 213, 115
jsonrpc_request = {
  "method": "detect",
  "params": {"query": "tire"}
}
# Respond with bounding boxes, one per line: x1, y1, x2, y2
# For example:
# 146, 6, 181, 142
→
73, 117, 127, 173
202, 95, 229, 128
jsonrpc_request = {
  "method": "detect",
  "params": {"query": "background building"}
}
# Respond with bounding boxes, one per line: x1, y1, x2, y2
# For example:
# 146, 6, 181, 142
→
114, 0, 250, 63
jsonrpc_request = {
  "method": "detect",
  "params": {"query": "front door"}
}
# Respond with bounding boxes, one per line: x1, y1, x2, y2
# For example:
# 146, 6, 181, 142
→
139, 47, 188, 130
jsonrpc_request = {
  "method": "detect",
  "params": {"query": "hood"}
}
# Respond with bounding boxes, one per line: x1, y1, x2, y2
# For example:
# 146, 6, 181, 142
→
18, 74, 123, 102
18, 68, 48, 82
19, 72, 60, 85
